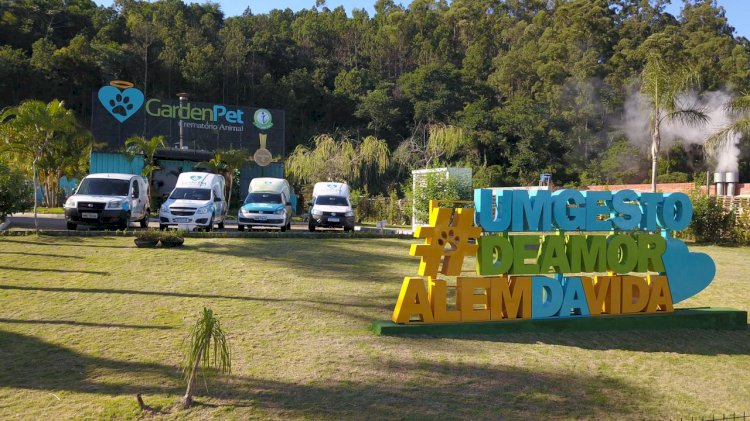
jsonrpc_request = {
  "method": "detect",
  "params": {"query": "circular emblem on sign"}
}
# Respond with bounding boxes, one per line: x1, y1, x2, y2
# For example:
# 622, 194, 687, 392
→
253, 109, 273, 130
254, 148, 273, 167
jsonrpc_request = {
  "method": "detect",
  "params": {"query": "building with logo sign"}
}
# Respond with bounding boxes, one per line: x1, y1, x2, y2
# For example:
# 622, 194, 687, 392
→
90, 81, 286, 205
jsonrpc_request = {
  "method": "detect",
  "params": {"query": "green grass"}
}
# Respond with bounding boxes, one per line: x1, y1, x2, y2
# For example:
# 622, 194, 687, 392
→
31, 207, 65, 214
0, 236, 748, 419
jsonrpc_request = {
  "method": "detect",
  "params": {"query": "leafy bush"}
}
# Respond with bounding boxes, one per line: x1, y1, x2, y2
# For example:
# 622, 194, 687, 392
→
412, 173, 471, 224
0, 162, 33, 221
687, 192, 737, 244
135, 229, 162, 241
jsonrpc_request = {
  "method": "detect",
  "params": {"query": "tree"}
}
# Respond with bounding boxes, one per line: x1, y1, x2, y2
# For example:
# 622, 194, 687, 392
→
0, 160, 33, 223
640, 55, 708, 192
198, 149, 249, 209
181, 307, 231, 408
125, 135, 165, 206
0, 100, 82, 232
394, 124, 470, 170
706, 93, 750, 152
286, 134, 390, 190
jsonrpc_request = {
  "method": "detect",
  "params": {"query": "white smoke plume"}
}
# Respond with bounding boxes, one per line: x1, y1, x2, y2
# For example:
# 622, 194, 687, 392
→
621, 90, 741, 173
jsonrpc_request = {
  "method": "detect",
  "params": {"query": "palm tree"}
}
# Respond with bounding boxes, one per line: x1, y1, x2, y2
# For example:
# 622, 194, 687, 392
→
220, 149, 249, 210
181, 307, 231, 408
706, 92, 750, 151
640, 55, 709, 192
198, 149, 248, 210
125, 135, 165, 206
0, 100, 80, 233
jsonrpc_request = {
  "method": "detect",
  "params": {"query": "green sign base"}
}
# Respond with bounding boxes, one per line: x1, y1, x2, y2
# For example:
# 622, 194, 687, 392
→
371, 308, 747, 336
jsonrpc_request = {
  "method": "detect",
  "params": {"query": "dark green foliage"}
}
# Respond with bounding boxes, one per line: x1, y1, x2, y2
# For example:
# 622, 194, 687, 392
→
0, 162, 33, 220
688, 192, 738, 244
0, 0, 748, 192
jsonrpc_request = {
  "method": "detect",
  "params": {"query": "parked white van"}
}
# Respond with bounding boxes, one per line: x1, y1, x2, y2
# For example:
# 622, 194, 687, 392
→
308, 182, 355, 232
64, 173, 150, 230
159, 172, 227, 231
238, 178, 294, 231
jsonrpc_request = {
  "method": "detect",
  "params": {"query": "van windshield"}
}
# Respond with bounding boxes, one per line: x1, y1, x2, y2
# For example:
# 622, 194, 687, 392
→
170, 188, 211, 201
245, 193, 282, 204
77, 178, 130, 196
315, 195, 348, 206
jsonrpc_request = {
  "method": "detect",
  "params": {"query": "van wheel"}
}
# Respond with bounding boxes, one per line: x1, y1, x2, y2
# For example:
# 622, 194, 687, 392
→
139, 214, 148, 228
286, 221, 292, 231
238, 224, 245, 232
281, 224, 287, 232
344, 226, 352, 232
66, 222, 77, 230
206, 215, 214, 232
218, 221, 225, 230
159, 224, 167, 231
308, 221, 316, 232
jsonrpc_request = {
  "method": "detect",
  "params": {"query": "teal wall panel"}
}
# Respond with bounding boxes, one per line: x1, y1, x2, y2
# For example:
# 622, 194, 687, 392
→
90, 152, 144, 175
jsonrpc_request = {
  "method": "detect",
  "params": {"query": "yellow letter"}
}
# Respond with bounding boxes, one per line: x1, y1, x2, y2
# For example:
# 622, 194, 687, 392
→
621, 275, 649, 314
489, 276, 531, 320
391, 277, 434, 324
457, 277, 491, 322
646, 275, 674, 313
429, 278, 461, 322
581, 276, 607, 316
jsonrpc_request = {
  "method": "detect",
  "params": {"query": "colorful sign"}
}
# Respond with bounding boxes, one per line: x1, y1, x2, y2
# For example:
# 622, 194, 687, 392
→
392, 189, 716, 324
91, 82, 285, 155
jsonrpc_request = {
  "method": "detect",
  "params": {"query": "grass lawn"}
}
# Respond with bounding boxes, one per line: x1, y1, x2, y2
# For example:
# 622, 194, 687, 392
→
0, 236, 748, 419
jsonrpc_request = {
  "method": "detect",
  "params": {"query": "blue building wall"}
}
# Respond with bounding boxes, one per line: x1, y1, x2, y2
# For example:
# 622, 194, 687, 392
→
90, 152, 145, 175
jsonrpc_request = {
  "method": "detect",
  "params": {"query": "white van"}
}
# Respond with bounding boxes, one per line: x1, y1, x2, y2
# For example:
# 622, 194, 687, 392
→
308, 182, 355, 232
238, 178, 294, 232
159, 172, 227, 231
63, 173, 150, 230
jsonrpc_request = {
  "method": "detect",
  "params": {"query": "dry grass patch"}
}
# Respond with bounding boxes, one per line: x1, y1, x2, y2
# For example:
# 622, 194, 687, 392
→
0, 236, 748, 419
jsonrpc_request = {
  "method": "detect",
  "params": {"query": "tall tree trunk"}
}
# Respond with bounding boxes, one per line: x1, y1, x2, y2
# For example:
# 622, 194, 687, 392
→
650, 114, 660, 193
181, 346, 203, 407
32, 158, 39, 234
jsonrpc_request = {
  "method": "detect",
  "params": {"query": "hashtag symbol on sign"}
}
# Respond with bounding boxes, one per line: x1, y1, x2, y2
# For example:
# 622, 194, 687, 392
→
410, 206, 482, 278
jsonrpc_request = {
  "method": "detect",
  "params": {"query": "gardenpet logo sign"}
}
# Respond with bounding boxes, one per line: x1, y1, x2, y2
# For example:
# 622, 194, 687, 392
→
91, 81, 285, 155
97, 82, 245, 131
98, 81, 144, 123
392, 189, 716, 323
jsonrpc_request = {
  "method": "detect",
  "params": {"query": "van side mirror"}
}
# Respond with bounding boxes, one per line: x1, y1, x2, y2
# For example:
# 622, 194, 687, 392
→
214, 196, 221, 202
306, 202, 312, 207
286, 201, 292, 206
351, 204, 357, 209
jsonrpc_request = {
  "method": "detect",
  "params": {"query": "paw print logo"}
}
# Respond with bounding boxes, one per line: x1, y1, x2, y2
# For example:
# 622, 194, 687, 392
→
410, 202, 482, 277
109, 94, 134, 117
97, 83, 144, 123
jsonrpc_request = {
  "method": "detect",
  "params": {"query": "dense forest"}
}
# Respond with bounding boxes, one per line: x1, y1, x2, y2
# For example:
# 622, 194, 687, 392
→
1, 0, 749, 192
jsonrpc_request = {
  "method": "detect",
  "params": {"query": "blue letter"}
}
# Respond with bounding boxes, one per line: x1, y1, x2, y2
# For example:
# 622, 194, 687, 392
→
583, 191, 613, 231
638, 193, 662, 232
559, 277, 590, 318
658, 193, 692, 231
531, 276, 563, 319
552, 189, 585, 231
512, 190, 552, 231
475, 189, 512, 232
612, 190, 641, 231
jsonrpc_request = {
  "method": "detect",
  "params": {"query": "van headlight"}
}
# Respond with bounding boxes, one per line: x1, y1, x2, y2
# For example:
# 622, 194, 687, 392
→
160, 203, 169, 213
64, 198, 76, 208
196, 205, 211, 214
107, 200, 125, 209
274, 209, 285, 215
311, 209, 322, 217
345, 210, 354, 217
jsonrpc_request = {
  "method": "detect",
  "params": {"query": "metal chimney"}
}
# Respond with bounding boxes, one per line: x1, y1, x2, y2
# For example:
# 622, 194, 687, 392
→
714, 172, 726, 196
726, 172, 739, 197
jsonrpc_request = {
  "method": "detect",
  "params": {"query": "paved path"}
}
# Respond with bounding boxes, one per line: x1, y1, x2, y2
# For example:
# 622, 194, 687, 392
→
3, 213, 410, 234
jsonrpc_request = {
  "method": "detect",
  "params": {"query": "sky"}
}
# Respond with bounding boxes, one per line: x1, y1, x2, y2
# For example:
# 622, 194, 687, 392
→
92, 0, 750, 39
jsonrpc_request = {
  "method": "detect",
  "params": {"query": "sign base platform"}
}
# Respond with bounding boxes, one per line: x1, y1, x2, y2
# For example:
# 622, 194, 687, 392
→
372, 308, 747, 336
